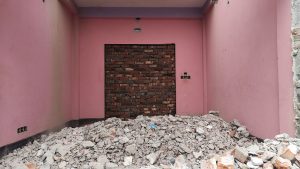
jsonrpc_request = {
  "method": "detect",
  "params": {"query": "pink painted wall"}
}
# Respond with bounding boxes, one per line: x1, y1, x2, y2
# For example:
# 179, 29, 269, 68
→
79, 18, 204, 118
205, 0, 294, 138
276, 0, 294, 136
0, 0, 77, 147
0, 0, 294, 147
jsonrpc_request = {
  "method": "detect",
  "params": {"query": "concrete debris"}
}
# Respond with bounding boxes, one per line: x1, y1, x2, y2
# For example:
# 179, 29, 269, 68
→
193, 151, 203, 159
123, 156, 133, 166
208, 110, 220, 116
250, 157, 263, 166
247, 144, 260, 155
82, 141, 95, 148
106, 162, 119, 169
172, 155, 190, 169
125, 144, 137, 155
146, 151, 161, 165
201, 133, 300, 169
0, 114, 275, 169
217, 155, 235, 169
233, 146, 248, 163
196, 127, 205, 135
279, 144, 299, 160
272, 156, 292, 169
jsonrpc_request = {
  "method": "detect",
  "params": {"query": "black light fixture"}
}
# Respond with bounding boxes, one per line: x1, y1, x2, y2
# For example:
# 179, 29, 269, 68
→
133, 17, 142, 33
134, 27, 142, 32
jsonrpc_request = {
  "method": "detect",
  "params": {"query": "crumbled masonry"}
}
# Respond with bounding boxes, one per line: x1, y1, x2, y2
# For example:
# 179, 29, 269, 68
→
0, 114, 300, 169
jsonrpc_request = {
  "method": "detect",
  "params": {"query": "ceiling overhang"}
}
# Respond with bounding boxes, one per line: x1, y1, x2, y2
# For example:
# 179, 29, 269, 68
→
71, 0, 212, 18
79, 7, 205, 18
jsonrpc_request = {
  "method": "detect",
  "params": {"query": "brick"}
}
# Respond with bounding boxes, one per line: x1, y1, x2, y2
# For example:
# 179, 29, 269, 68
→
105, 44, 175, 118
279, 144, 299, 160
217, 155, 235, 169
272, 156, 292, 169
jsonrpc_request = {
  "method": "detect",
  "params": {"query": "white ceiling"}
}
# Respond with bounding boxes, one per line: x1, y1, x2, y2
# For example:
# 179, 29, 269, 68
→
73, 0, 207, 8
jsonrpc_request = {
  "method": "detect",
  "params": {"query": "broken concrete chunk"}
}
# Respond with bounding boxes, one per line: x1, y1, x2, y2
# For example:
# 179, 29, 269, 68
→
233, 146, 249, 163
89, 162, 105, 169
235, 160, 248, 169
56, 145, 69, 157
280, 144, 299, 160
262, 162, 273, 169
251, 157, 264, 166
105, 162, 119, 169
58, 161, 67, 169
200, 158, 217, 169
36, 149, 44, 157
82, 141, 95, 148
123, 156, 133, 166
232, 119, 242, 127
272, 156, 292, 169
208, 111, 220, 116
275, 133, 290, 140
193, 151, 203, 159
292, 27, 300, 35
43, 151, 54, 165
119, 137, 130, 144
179, 143, 192, 153
247, 161, 259, 169
196, 127, 205, 134
11, 163, 28, 169
173, 155, 190, 169
247, 144, 260, 154
97, 155, 109, 163
217, 155, 235, 169
125, 144, 137, 155
295, 153, 300, 164
237, 126, 250, 137
146, 151, 161, 165
26, 163, 38, 169
260, 151, 276, 162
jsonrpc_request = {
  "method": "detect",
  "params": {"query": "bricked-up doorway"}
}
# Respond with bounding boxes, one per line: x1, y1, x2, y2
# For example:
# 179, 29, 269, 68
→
105, 44, 176, 119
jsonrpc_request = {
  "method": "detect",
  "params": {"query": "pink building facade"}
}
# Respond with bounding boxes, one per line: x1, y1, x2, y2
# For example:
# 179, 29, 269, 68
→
0, 0, 295, 147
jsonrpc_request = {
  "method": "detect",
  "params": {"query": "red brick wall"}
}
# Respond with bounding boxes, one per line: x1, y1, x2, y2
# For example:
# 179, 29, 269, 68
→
105, 44, 176, 118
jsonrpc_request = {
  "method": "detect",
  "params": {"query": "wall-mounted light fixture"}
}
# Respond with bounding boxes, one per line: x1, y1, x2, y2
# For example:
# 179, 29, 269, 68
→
181, 72, 191, 80
133, 17, 142, 33
134, 27, 142, 32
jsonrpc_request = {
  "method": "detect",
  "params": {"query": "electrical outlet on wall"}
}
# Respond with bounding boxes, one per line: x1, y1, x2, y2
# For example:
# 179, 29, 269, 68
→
17, 126, 27, 134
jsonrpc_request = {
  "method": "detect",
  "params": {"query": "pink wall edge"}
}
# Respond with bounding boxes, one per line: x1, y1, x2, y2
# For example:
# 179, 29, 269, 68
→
205, 0, 294, 138
276, 0, 295, 136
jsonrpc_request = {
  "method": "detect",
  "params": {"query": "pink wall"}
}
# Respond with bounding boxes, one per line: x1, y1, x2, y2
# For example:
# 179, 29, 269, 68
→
79, 18, 204, 118
0, 0, 76, 147
205, 0, 294, 138
0, 0, 294, 147
276, 0, 294, 136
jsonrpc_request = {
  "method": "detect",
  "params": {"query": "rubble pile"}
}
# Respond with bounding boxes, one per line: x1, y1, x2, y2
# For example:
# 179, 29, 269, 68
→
0, 114, 258, 169
200, 132, 300, 169
3, 114, 300, 169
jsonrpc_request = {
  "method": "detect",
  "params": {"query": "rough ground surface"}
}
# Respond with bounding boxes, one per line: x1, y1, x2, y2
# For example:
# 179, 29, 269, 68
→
0, 114, 259, 169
